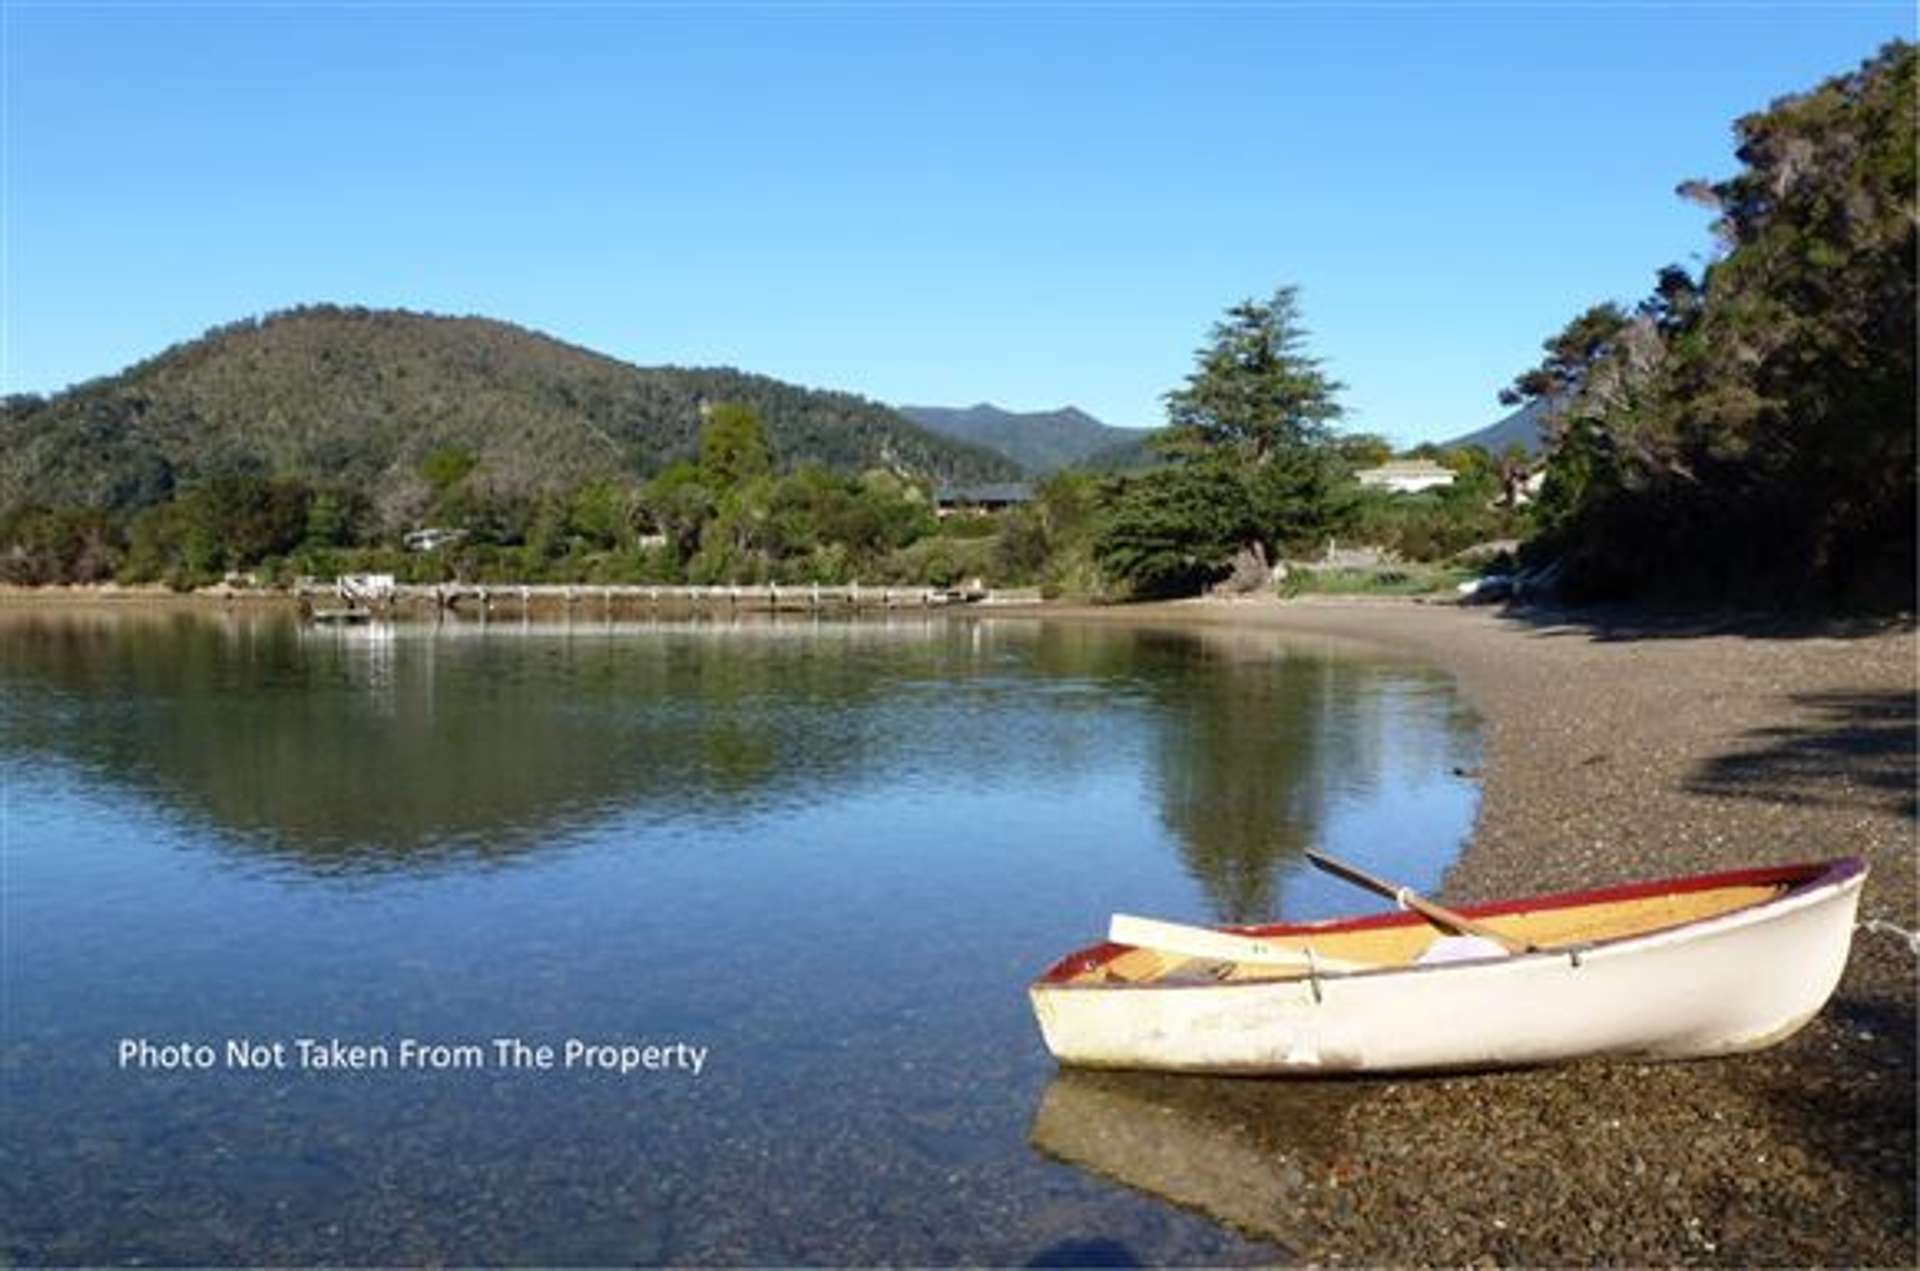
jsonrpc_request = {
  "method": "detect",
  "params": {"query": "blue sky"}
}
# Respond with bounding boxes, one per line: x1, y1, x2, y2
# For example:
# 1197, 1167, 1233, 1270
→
5, 3, 1912, 447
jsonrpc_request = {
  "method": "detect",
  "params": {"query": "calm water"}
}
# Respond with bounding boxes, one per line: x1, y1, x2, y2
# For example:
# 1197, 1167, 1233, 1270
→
0, 606, 1480, 1264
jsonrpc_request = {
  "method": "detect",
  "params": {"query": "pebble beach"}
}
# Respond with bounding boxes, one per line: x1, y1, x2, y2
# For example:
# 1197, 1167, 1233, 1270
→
1040, 596, 1917, 1265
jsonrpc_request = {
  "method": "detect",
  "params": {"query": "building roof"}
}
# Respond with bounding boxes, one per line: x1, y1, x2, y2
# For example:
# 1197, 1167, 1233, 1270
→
935, 482, 1034, 504
1359, 459, 1454, 476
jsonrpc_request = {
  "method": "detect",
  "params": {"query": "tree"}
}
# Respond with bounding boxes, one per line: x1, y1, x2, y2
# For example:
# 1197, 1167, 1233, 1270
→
642, 462, 714, 563
1094, 462, 1257, 596
1513, 41, 1916, 604
1242, 447, 1356, 557
567, 480, 639, 551
1498, 304, 1631, 409
1160, 286, 1345, 463
1100, 286, 1351, 593
304, 492, 348, 550
0, 505, 121, 585
1334, 432, 1393, 469
418, 445, 478, 494
698, 402, 773, 488
1673, 39, 1915, 592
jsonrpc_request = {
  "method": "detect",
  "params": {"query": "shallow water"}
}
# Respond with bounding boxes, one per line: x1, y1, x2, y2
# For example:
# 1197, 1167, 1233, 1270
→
0, 606, 1480, 1264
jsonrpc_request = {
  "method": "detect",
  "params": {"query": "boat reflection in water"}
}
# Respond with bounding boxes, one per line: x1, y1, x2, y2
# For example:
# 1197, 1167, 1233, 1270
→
1028, 1068, 1365, 1253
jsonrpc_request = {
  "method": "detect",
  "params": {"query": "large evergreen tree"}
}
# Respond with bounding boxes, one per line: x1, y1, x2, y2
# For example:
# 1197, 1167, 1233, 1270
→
1159, 286, 1345, 463
1099, 286, 1351, 594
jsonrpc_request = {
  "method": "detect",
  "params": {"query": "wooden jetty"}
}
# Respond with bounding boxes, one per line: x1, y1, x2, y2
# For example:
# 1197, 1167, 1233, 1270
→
294, 579, 1037, 620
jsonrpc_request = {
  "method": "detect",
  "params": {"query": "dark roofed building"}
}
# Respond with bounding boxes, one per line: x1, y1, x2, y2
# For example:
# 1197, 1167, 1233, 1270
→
935, 482, 1034, 517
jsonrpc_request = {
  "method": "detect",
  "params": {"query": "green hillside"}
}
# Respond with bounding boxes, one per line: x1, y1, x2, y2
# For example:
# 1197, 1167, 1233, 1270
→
0, 305, 1018, 520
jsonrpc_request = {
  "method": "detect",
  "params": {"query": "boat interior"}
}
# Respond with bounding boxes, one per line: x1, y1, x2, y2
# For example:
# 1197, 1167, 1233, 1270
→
1062, 881, 1789, 987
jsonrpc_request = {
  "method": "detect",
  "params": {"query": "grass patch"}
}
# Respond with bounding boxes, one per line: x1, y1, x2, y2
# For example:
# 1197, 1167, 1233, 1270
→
1280, 561, 1475, 597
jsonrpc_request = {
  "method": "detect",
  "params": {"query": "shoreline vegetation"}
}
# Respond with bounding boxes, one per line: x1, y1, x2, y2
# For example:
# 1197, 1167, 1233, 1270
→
5, 44, 1911, 614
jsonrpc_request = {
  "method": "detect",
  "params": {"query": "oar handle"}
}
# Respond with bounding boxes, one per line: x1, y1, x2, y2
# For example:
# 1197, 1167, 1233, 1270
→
1305, 850, 1534, 954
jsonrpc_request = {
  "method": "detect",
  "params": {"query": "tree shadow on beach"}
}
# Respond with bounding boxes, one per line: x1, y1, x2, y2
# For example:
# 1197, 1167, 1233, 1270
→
1491, 602, 1913, 644
1685, 690, 1917, 819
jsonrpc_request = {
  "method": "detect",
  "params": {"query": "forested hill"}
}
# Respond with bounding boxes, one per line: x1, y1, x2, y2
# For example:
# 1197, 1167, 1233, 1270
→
1504, 40, 1914, 604
898, 402, 1143, 474
0, 306, 1019, 518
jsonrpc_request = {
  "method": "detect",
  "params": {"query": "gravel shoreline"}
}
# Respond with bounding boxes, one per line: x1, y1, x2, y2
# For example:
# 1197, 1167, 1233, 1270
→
1021, 597, 1917, 1266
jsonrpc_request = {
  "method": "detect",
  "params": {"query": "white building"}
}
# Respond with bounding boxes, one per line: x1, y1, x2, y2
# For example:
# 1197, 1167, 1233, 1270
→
1355, 459, 1456, 494
404, 527, 468, 552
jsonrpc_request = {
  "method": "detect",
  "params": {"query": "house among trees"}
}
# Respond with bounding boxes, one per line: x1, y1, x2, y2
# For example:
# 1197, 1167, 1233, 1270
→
935, 482, 1033, 517
1355, 459, 1456, 494
403, 527, 468, 552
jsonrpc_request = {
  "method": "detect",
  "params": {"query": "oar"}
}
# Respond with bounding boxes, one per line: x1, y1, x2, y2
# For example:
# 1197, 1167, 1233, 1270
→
1108, 913, 1371, 972
1304, 850, 1537, 954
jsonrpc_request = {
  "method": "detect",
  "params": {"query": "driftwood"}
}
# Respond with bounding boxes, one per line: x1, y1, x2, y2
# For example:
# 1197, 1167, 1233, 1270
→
1212, 543, 1277, 595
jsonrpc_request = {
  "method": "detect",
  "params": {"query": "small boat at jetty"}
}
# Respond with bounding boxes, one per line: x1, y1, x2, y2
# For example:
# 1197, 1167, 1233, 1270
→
1029, 854, 1866, 1075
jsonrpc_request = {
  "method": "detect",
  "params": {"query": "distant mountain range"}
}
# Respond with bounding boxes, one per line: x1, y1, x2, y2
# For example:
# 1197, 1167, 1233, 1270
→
906, 393, 1564, 476
0, 306, 1019, 518
1443, 397, 1553, 458
898, 403, 1151, 475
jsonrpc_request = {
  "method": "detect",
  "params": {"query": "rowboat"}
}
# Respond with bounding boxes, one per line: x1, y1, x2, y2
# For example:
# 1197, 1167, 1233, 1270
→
1028, 856, 1867, 1075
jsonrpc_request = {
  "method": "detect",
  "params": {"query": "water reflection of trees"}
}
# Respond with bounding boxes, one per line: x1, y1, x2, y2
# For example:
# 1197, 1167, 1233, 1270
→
0, 610, 1149, 873
0, 610, 952, 869
0, 609, 1475, 890
1147, 627, 1478, 922
1155, 641, 1323, 919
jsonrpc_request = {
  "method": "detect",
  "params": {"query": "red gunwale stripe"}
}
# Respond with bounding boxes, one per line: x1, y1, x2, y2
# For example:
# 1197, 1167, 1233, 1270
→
1033, 856, 1862, 985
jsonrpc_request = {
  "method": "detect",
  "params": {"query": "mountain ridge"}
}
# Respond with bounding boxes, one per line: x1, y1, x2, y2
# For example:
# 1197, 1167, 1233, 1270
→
898, 402, 1146, 475
0, 305, 1021, 523
1442, 397, 1552, 458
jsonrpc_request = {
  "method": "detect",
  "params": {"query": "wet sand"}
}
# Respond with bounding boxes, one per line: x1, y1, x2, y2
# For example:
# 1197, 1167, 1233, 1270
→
1025, 596, 1916, 1265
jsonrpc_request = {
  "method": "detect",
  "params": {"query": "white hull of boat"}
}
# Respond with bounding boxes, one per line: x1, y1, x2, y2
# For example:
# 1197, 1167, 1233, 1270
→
1030, 861, 1865, 1074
